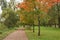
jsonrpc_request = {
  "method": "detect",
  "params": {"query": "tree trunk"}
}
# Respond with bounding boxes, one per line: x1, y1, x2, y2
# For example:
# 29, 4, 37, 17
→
58, 17, 60, 28
33, 24, 35, 32
23, 24, 25, 28
38, 15, 40, 36
55, 23, 56, 28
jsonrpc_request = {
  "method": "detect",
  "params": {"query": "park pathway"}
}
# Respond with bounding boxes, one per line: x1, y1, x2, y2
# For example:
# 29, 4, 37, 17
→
3, 29, 28, 40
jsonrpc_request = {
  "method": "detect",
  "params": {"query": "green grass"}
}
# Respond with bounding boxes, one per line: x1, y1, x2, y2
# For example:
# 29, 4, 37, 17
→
25, 26, 60, 40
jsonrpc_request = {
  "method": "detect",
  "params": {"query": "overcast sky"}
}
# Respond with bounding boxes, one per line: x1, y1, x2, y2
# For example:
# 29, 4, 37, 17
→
0, 6, 2, 14
6, 0, 23, 3
0, 0, 23, 14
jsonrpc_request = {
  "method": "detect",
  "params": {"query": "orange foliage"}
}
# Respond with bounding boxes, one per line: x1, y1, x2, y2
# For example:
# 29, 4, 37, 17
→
17, 2, 34, 12
37, 0, 60, 12
17, 0, 60, 12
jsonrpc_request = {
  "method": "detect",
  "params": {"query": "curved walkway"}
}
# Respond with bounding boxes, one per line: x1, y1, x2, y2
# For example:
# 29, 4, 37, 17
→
3, 29, 28, 40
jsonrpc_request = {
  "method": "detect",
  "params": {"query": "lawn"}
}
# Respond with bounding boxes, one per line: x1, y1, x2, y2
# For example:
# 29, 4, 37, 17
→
25, 26, 60, 40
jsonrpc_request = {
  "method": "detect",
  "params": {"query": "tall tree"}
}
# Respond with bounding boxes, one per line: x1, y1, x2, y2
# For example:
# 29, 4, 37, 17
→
48, 2, 60, 28
17, 0, 42, 36
2, 8, 20, 28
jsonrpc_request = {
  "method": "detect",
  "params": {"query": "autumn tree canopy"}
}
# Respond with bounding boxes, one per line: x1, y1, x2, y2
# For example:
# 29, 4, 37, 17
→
17, 0, 60, 12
